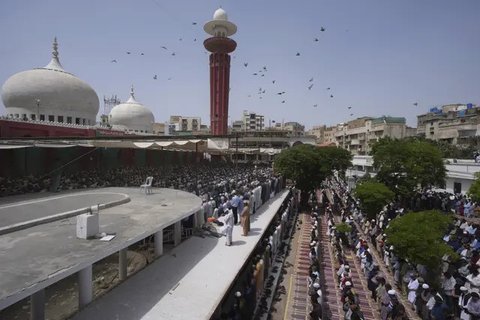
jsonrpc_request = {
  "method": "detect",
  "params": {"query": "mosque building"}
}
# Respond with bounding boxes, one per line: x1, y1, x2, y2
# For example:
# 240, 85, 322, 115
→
109, 86, 155, 134
0, 38, 157, 137
1, 38, 99, 126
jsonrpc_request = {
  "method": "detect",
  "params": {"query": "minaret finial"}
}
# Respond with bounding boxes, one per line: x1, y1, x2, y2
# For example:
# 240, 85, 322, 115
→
44, 36, 64, 71
53, 37, 59, 59
130, 85, 135, 98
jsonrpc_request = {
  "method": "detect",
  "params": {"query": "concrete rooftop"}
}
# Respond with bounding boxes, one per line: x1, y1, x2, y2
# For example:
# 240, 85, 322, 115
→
0, 187, 202, 309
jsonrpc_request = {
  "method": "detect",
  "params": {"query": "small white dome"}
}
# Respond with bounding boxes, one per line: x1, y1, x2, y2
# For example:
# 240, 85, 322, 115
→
109, 87, 154, 134
213, 8, 228, 21
1, 38, 99, 124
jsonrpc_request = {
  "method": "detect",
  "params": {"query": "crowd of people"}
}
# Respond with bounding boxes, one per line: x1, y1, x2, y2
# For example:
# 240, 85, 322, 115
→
321, 176, 480, 320
306, 209, 324, 319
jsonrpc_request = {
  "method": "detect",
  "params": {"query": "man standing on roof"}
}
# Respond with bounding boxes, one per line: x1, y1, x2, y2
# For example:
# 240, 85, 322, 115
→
224, 208, 234, 246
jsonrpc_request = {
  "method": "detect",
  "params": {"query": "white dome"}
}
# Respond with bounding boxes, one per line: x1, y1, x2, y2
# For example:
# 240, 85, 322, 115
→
109, 87, 154, 134
1, 38, 99, 125
213, 8, 228, 21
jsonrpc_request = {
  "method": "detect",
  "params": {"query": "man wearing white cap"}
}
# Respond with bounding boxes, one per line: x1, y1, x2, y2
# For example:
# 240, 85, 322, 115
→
407, 273, 419, 305
467, 290, 480, 319
459, 286, 471, 320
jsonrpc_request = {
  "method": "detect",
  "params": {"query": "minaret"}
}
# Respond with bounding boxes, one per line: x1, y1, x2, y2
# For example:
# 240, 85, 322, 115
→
204, 8, 237, 136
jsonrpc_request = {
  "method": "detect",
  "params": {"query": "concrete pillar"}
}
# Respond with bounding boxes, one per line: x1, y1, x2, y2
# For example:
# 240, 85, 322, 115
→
193, 212, 198, 229
174, 221, 181, 246
154, 229, 163, 257
119, 249, 127, 281
78, 265, 93, 308
30, 289, 45, 320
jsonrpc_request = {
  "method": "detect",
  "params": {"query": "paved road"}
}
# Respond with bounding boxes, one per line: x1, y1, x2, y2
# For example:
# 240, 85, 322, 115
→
0, 191, 129, 227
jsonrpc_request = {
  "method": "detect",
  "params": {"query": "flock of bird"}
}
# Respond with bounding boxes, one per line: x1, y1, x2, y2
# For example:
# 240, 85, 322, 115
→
107, 16, 419, 120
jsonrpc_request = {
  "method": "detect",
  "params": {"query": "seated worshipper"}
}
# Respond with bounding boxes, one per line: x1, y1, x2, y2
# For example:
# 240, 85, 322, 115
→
240, 200, 250, 236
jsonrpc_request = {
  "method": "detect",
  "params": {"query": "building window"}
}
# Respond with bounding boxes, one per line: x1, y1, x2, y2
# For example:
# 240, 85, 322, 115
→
22, 114, 27, 120
82, 119, 86, 125
40, 114, 45, 121
31, 114, 36, 120
57, 116, 64, 123
75, 118, 80, 124
48, 115, 55, 122
67, 117, 72, 124
15, 114, 19, 118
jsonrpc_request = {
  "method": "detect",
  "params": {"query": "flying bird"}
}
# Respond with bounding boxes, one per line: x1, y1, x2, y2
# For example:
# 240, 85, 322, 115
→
263, 66, 267, 71
111, 59, 117, 63
171, 52, 176, 56
321, 27, 326, 32
313, 104, 318, 107
161, 46, 168, 50
350, 113, 354, 116
167, 77, 172, 80
413, 102, 418, 106
314, 38, 319, 42
309, 77, 314, 82
347, 106, 352, 109
326, 87, 331, 90
126, 51, 131, 54
281, 100, 286, 103
192, 22, 197, 25
272, 80, 276, 84
330, 95, 334, 98
179, 38, 183, 41
308, 84, 314, 90
277, 92, 284, 95
153, 75, 157, 80
253, 73, 258, 76
244, 63, 248, 67
296, 52, 301, 56
140, 53, 145, 56
194, 38, 197, 42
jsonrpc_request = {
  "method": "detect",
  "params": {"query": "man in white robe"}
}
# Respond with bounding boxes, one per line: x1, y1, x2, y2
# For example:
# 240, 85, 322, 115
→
407, 274, 419, 305
223, 209, 234, 246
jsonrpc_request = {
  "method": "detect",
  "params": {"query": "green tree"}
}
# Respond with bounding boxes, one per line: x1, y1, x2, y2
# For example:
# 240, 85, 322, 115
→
274, 144, 352, 205
468, 172, 480, 202
371, 138, 446, 198
317, 146, 353, 177
385, 210, 455, 286
354, 181, 394, 220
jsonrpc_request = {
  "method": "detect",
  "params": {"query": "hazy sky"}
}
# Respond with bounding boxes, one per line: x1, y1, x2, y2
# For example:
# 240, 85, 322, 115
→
1, 0, 479, 129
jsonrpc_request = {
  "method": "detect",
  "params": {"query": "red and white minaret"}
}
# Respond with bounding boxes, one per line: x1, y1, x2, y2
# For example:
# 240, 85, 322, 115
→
204, 8, 237, 136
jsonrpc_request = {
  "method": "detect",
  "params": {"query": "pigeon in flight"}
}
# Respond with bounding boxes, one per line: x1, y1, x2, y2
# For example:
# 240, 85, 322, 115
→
244, 63, 248, 67
253, 73, 258, 76
413, 102, 418, 106
347, 106, 352, 109
314, 38, 319, 42
326, 87, 331, 90
168, 77, 172, 80
161, 46, 168, 50
281, 100, 286, 103
308, 84, 314, 90
309, 78, 314, 82
194, 38, 197, 42
313, 104, 318, 107
111, 59, 117, 63
330, 94, 334, 98
296, 52, 301, 56
140, 53, 145, 56
272, 80, 276, 84
263, 66, 267, 71
153, 75, 157, 80
126, 51, 131, 54
179, 38, 183, 41
192, 22, 197, 25
350, 113, 354, 116
321, 27, 326, 32
171, 52, 176, 56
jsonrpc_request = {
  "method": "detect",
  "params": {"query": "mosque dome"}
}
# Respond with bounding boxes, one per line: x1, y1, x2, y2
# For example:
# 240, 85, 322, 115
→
213, 8, 228, 21
1, 38, 99, 125
109, 86, 155, 134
